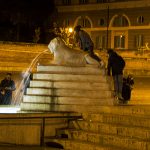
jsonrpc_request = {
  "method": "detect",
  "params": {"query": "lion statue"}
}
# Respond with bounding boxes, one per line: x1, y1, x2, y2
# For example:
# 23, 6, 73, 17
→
48, 37, 104, 67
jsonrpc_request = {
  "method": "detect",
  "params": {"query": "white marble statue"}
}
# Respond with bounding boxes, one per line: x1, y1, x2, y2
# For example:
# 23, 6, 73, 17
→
48, 37, 103, 67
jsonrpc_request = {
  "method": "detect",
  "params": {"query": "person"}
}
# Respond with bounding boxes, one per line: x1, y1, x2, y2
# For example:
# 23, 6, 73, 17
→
122, 74, 134, 103
107, 49, 125, 102
0, 73, 16, 105
74, 25, 101, 63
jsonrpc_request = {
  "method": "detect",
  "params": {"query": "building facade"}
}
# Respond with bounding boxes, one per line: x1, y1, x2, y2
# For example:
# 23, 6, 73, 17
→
54, 0, 150, 50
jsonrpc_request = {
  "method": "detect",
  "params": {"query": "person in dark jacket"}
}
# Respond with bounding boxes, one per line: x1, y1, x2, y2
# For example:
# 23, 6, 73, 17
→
0, 73, 16, 105
107, 49, 125, 101
74, 25, 101, 62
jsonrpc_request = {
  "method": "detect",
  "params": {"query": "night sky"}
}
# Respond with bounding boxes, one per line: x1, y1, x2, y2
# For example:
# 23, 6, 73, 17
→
0, 0, 57, 43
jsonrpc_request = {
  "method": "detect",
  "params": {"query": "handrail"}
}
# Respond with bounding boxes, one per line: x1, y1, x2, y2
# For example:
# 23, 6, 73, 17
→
0, 114, 81, 146
13, 49, 49, 105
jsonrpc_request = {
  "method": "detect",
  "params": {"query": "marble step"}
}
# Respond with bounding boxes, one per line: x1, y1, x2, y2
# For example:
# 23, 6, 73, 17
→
29, 80, 110, 90
61, 129, 149, 150
74, 120, 150, 140
37, 65, 105, 75
82, 113, 150, 128
23, 95, 113, 105
26, 88, 112, 98
45, 138, 122, 150
32, 73, 108, 82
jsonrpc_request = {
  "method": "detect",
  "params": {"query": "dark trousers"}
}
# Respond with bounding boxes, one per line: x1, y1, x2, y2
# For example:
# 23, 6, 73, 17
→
87, 46, 101, 62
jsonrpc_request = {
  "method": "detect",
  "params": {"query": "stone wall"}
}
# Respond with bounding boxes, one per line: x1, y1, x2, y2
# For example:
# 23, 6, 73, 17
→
0, 42, 53, 105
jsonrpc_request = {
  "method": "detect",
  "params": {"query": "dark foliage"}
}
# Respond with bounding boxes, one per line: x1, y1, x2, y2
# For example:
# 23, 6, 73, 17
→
0, 0, 57, 43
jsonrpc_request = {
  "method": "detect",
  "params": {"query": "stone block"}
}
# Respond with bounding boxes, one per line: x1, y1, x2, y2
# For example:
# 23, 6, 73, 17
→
37, 65, 105, 75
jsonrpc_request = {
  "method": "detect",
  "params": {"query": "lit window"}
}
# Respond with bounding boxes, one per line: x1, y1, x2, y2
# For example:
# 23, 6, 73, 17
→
114, 35, 125, 49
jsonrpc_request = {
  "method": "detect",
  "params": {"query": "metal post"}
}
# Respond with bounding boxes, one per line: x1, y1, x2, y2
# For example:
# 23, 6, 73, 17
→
40, 117, 45, 146
106, 6, 109, 49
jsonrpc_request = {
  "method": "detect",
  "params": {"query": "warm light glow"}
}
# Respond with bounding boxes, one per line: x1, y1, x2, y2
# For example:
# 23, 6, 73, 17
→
68, 28, 73, 33
0, 106, 20, 113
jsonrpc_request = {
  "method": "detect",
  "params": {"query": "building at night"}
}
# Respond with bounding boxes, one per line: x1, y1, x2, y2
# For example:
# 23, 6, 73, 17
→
54, 0, 150, 50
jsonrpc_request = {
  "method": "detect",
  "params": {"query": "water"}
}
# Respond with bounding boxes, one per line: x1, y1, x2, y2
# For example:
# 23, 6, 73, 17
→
13, 49, 49, 105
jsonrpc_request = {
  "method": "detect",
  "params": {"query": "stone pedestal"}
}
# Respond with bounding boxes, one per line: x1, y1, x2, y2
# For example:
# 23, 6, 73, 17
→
21, 65, 114, 112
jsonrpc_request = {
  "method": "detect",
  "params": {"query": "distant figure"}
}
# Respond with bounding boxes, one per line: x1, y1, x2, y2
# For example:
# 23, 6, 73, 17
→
0, 73, 16, 105
107, 49, 125, 101
74, 25, 101, 63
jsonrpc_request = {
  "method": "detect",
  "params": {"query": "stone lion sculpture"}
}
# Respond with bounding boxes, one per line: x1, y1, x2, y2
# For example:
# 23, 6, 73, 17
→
48, 37, 103, 67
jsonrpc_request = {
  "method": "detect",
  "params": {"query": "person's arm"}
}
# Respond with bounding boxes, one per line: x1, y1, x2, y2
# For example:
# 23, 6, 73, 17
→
79, 31, 86, 50
11, 80, 16, 91
5, 81, 16, 91
107, 57, 111, 76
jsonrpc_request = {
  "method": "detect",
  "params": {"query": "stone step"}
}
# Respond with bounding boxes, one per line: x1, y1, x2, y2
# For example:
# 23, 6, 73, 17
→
75, 120, 150, 140
61, 129, 149, 150
23, 95, 113, 105
46, 138, 122, 150
20, 102, 114, 112
37, 65, 105, 75
32, 73, 108, 82
20, 102, 69, 112
0, 62, 29, 67
82, 113, 150, 128
131, 89, 150, 101
26, 88, 112, 98
29, 80, 110, 90
81, 105, 150, 116
129, 100, 150, 105
22, 104, 150, 114
0, 146, 63, 150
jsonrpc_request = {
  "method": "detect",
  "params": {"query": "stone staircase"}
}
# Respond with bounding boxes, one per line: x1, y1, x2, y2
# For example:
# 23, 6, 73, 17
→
19, 64, 150, 150
46, 105, 150, 150
20, 64, 114, 112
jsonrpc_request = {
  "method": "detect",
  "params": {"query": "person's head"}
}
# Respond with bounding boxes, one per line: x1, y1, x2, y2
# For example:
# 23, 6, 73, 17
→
107, 48, 114, 55
74, 25, 82, 32
6, 73, 12, 80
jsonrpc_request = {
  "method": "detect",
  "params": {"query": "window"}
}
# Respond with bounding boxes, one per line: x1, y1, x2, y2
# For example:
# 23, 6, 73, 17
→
135, 35, 143, 48
63, 0, 71, 5
96, 36, 106, 49
98, 19, 105, 26
63, 19, 70, 27
79, 0, 89, 4
77, 18, 91, 28
114, 35, 125, 49
113, 15, 129, 27
97, 0, 109, 3
137, 16, 144, 24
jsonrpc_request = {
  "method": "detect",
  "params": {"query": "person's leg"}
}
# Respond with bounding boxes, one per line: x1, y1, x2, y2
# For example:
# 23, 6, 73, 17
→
88, 46, 101, 62
118, 74, 123, 100
113, 75, 118, 97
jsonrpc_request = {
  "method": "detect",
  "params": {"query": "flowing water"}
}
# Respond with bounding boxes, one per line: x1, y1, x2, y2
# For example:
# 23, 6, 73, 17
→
13, 49, 49, 105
